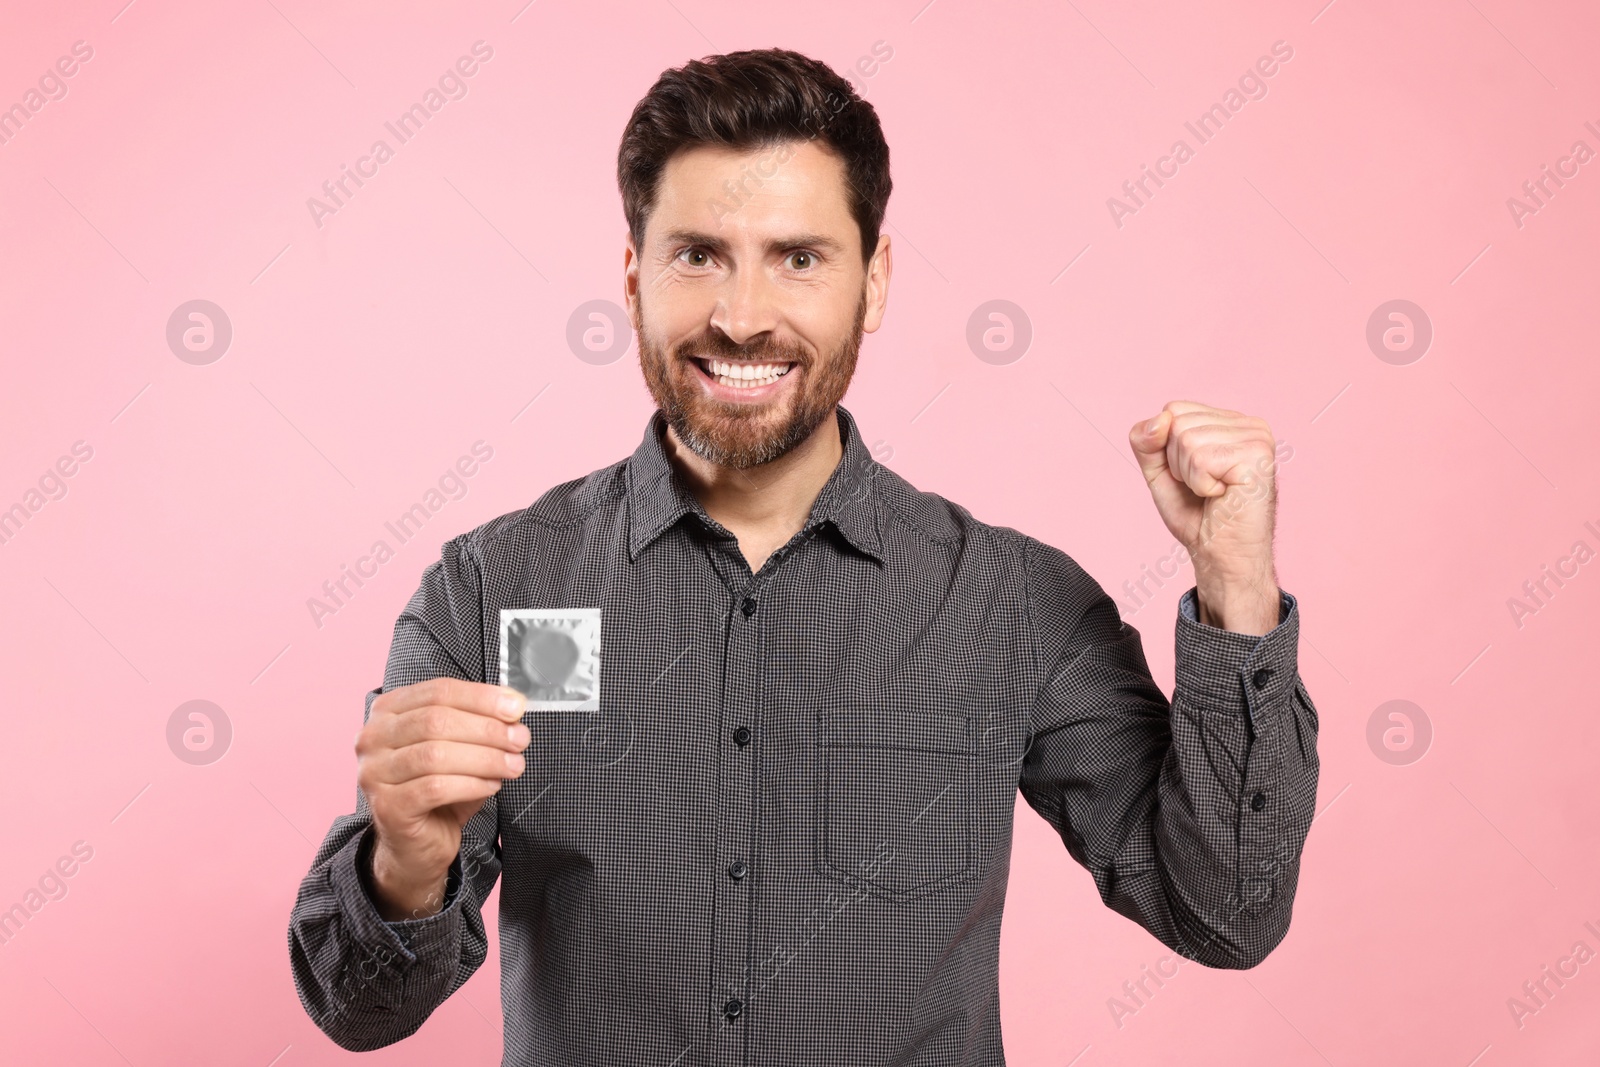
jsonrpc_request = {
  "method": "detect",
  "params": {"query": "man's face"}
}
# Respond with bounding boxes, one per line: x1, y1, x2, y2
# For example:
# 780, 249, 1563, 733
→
625, 139, 890, 470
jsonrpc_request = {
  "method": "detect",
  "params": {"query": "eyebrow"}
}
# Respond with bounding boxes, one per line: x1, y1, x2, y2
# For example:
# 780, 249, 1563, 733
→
657, 228, 847, 258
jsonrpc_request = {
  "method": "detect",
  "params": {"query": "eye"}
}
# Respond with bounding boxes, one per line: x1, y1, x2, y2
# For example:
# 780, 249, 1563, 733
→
786, 250, 816, 271
677, 247, 713, 268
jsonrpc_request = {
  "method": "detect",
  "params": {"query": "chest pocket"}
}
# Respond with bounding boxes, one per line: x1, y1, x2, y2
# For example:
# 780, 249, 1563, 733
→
815, 704, 975, 902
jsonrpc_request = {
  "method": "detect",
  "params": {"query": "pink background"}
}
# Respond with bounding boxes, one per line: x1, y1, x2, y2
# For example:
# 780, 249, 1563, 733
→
2, 0, 1597, 1063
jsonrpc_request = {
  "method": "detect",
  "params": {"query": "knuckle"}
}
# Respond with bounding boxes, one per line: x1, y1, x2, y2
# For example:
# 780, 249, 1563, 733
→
370, 689, 399, 719
415, 740, 447, 772
420, 706, 451, 738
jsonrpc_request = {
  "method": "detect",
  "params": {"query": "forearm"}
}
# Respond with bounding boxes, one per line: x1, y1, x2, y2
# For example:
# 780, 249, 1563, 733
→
1193, 551, 1279, 637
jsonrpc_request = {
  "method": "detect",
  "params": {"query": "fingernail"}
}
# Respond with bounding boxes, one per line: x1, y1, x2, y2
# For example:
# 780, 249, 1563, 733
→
1145, 415, 1162, 435
500, 690, 525, 716
508, 723, 530, 746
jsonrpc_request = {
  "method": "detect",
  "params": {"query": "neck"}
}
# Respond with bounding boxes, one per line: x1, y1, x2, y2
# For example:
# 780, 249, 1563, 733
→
663, 409, 844, 545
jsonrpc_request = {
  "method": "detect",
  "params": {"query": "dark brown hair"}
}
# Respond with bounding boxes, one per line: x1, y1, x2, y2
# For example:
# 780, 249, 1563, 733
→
617, 48, 892, 266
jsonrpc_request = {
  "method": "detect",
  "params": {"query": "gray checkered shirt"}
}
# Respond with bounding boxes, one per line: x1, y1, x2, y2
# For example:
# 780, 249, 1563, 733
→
288, 404, 1320, 1065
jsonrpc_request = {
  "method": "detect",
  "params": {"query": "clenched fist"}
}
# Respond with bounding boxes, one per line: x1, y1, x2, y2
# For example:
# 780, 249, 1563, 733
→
1129, 400, 1280, 635
355, 678, 530, 920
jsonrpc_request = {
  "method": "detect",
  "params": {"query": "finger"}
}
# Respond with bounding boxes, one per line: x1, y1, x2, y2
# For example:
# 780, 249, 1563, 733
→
1166, 407, 1259, 446
373, 677, 526, 722
1163, 413, 1238, 496
387, 774, 506, 815
1169, 437, 1231, 497
384, 704, 531, 754
1164, 399, 1240, 422
1166, 421, 1228, 497
1131, 400, 1249, 454
373, 739, 526, 786
1168, 424, 1275, 496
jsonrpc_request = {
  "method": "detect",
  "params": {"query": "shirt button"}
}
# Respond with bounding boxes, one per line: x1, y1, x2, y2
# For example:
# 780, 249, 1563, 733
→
1250, 791, 1266, 811
733, 725, 751, 747
741, 597, 758, 617
728, 859, 748, 881
1251, 668, 1272, 689
723, 997, 744, 1022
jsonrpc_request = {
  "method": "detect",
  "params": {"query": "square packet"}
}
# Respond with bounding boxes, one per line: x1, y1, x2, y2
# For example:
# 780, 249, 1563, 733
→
499, 608, 601, 711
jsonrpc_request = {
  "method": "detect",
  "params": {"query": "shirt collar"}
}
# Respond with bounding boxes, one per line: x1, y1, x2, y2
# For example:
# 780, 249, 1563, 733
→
625, 403, 884, 566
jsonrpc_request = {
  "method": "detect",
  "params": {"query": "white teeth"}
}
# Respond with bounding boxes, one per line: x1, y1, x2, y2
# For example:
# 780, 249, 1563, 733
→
700, 358, 793, 389
709, 359, 788, 378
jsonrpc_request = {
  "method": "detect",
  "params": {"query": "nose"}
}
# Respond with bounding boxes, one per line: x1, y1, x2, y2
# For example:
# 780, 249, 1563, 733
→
709, 264, 780, 346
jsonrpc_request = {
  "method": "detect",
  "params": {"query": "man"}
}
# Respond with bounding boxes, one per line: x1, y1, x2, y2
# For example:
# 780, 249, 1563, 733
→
288, 47, 1320, 1065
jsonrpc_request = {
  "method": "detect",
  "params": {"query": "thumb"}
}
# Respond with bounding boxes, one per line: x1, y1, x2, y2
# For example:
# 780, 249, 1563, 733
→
1128, 410, 1171, 486
1129, 410, 1198, 530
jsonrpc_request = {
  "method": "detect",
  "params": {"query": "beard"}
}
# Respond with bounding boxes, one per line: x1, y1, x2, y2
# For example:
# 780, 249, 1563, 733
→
634, 288, 867, 470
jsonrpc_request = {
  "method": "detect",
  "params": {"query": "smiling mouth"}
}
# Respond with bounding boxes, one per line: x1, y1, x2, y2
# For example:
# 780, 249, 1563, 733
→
691, 357, 796, 389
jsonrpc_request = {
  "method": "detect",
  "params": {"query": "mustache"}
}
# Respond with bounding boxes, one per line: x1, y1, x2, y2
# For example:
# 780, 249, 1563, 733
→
674, 335, 807, 364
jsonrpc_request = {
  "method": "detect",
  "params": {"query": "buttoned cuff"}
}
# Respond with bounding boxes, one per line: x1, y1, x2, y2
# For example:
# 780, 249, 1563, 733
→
329, 823, 466, 969
1175, 586, 1299, 734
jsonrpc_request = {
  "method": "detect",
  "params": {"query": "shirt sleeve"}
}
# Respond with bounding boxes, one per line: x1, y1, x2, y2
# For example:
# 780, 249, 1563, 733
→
287, 535, 505, 1050
1015, 535, 1320, 968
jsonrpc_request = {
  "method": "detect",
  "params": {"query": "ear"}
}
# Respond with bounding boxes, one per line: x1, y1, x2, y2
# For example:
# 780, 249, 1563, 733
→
863, 232, 892, 334
623, 229, 641, 319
